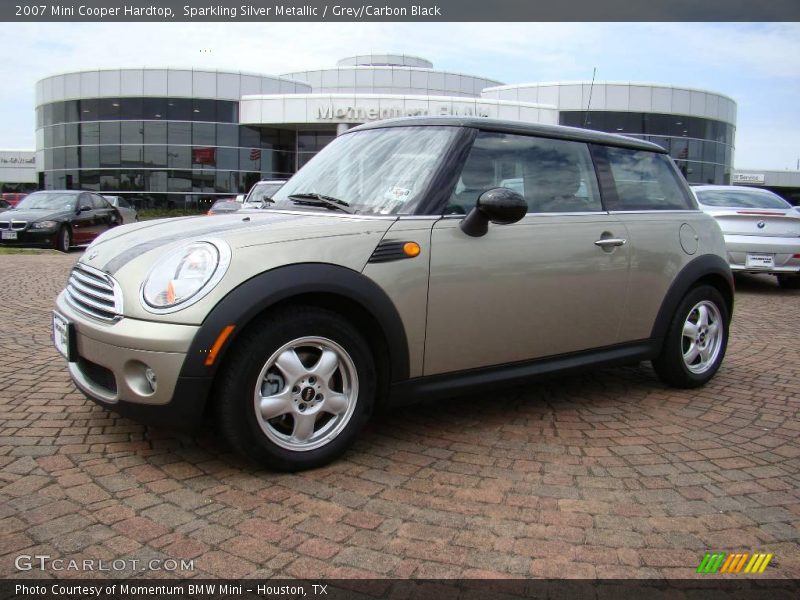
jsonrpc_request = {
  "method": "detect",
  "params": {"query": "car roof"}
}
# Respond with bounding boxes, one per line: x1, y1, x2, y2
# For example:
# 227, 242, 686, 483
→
692, 185, 776, 193
349, 116, 666, 153
29, 190, 81, 194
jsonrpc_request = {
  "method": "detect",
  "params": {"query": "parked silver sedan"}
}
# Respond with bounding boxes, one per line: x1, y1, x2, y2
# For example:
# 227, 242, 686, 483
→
103, 195, 138, 224
693, 185, 800, 289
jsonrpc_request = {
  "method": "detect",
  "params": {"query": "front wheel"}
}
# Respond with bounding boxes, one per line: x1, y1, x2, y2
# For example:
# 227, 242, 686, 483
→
216, 307, 376, 471
652, 285, 729, 388
56, 226, 71, 253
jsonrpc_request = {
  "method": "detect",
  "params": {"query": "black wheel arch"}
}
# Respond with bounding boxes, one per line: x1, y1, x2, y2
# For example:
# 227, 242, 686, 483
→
178, 263, 409, 398
650, 254, 734, 342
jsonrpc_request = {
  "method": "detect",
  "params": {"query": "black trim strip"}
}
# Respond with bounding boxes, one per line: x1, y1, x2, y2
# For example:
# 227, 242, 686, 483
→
388, 340, 660, 406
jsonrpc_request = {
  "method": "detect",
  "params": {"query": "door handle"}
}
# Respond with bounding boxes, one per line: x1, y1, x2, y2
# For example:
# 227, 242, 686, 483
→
594, 238, 627, 248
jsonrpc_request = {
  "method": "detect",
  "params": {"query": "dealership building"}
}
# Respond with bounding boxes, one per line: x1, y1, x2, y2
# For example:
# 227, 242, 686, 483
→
33, 53, 747, 208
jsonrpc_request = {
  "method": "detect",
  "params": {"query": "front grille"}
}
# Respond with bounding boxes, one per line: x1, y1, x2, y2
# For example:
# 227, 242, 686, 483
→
65, 264, 123, 322
0, 221, 27, 230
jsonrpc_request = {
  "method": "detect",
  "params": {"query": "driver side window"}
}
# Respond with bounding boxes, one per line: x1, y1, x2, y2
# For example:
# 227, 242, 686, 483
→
446, 132, 602, 214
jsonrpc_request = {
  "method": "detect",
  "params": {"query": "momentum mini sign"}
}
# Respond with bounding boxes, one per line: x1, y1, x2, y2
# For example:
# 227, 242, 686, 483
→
316, 104, 490, 122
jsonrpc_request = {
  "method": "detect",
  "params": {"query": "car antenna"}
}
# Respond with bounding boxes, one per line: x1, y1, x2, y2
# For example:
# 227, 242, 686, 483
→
584, 67, 596, 128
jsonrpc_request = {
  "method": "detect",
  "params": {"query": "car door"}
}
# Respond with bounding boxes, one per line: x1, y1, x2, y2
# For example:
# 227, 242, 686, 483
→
592, 145, 702, 342
424, 131, 631, 376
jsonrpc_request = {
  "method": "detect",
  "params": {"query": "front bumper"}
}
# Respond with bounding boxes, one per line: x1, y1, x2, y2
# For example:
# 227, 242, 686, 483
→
724, 234, 800, 274
54, 291, 211, 427
0, 228, 57, 248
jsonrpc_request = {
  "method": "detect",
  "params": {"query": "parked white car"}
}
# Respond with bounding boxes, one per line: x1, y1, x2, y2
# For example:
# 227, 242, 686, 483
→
103, 195, 138, 224
693, 185, 800, 289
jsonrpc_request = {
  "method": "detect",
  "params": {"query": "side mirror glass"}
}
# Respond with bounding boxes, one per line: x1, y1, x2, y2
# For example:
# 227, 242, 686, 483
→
459, 187, 528, 237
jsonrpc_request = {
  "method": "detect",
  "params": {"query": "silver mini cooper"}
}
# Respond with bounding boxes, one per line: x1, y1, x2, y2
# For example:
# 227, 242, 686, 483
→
53, 117, 733, 470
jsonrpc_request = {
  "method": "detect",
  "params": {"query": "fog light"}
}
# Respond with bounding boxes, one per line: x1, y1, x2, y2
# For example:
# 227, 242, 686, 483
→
145, 368, 157, 392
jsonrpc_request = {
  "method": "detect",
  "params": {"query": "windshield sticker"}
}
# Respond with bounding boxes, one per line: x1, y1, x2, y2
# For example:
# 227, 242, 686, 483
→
374, 185, 412, 214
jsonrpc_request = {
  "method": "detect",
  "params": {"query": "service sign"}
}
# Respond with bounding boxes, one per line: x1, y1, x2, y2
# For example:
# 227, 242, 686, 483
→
732, 173, 766, 184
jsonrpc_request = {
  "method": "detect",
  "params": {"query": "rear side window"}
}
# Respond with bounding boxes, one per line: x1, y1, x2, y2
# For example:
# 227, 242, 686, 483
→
449, 131, 602, 214
116, 197, 131, 208
603, 147, 692, 211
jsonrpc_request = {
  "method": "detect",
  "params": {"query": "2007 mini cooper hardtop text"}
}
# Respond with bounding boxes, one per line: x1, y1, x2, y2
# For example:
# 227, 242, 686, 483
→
53, 117, 734, 470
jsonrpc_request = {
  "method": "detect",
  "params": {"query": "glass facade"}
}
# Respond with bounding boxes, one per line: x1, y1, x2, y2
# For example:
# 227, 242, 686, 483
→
559, 111, 734, 185
37, 97, 336, 209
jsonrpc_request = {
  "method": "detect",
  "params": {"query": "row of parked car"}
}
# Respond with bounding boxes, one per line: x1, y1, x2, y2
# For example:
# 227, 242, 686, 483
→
0, 181, 289, 252
2, 177, 797, 289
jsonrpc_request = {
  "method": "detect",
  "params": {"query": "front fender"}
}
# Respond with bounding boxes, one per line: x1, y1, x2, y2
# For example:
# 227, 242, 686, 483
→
178, 262, 410, 383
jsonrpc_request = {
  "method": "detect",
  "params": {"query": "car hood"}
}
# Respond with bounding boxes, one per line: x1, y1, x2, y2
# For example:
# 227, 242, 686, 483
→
1, 208, 74, 222
82, 210, 397, 275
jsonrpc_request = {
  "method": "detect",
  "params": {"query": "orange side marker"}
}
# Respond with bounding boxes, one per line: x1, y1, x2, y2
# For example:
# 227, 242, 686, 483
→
205, 325, 235, 366
403, 242, 421, 257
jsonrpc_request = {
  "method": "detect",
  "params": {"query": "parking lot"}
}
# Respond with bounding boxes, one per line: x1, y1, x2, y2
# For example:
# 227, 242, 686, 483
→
0, 251, 798, 579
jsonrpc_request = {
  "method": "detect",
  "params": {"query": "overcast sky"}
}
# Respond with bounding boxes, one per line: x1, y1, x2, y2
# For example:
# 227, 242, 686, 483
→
2, 22, 798, 170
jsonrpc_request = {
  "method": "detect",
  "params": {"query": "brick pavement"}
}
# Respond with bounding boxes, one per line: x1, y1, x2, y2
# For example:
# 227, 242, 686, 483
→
0, 252, 798, 579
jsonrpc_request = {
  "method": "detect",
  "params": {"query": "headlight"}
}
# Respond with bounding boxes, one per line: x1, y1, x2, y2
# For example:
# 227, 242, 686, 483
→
31, 220, 58, 229
141, 240, 231, 313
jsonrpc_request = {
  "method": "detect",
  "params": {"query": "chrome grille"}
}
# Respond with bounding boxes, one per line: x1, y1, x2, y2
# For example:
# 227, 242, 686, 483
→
0, 221, 26, 230
65, 264, 122, 322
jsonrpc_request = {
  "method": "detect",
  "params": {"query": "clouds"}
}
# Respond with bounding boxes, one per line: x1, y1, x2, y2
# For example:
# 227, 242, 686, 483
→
2, 22, 798, 168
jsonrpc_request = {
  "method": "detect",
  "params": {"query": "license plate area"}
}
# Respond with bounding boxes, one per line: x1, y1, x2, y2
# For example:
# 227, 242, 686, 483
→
1, 231, 17, 240
745, 253, 775, 268
52, 311, 75, 361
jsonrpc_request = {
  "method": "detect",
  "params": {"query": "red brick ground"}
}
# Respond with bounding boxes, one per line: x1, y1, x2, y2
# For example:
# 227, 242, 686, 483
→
1, 252, 798, 579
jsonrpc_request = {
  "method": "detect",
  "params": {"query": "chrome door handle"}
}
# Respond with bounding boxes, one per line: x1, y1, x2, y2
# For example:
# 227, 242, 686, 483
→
594, 238, 627, 248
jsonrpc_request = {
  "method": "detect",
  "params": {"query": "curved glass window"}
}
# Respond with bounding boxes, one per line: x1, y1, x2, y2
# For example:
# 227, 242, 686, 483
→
560, 111, 734, 146
560, 111, 734, 184
38, 98, 240, 125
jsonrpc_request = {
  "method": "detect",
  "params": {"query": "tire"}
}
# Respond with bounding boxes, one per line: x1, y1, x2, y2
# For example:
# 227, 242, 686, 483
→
652, 285, 729, 388
777, 275, 800, 289
215, 306, 376, 471
56, 226, 71, 253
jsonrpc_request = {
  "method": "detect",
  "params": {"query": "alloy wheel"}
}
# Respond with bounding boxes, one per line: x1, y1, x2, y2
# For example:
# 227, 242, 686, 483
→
252, 336, 358, 452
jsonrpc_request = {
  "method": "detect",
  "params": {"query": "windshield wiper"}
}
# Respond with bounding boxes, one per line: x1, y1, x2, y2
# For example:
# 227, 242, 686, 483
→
288, 193, 354, 214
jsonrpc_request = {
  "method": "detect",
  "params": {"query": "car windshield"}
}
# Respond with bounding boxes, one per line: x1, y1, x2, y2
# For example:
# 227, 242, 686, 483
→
246, 183, 283, 204
16, 192, 78, 211
696, 189, 791, 209
270, 126, 458, 215
211, 201, 240, 210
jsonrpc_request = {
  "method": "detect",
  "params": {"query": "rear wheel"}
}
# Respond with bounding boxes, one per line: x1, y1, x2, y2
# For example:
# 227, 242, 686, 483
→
777, 275, 800, 289
55, 226, 71, 253
216, 307, 376, 471
652, 285, 729, 388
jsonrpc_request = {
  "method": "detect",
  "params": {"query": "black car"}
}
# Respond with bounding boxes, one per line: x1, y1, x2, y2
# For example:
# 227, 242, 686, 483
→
0, 190, 122, 252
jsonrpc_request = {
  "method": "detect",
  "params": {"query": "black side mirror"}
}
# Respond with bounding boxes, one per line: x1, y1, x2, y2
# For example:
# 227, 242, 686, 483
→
459, 187, 528, 237
79, 205, 92, 212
